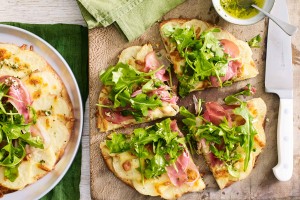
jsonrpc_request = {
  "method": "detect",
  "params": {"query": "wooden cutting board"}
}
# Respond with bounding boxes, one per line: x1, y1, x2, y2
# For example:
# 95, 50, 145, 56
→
89, 0, 300, 199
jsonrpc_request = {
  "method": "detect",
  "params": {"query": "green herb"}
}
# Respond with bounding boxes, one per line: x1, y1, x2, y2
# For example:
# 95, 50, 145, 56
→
0, 82, 44, 182
180, 91, 258, 176
224, 83, 255, 104
248, 34, 262, 48
105, 118, 185, 182
39, 160, 45, 164
98, 62, 173, 120
164, 27, 231, 97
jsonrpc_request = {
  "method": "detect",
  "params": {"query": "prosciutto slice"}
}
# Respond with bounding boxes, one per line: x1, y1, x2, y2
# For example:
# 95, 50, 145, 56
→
0, 76, 32, 122
170, 120, 183, 137
200, 139, 223, 167
149, 86, 178, 104
166, 150, 190, 187
220, 39, 240, 58
144, 51, 169, 82
166, 149, 200, 187
203, 102, 238, 127
210, 60, 241, 87
102, 108, 133, 124
210, 39, 242, 87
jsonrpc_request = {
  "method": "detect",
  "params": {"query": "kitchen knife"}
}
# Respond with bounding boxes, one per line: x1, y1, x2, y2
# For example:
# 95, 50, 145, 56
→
265, 0, 294, 181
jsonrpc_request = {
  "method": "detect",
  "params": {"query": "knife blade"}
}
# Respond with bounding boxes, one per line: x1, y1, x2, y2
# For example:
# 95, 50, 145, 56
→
265, 0, 294, 181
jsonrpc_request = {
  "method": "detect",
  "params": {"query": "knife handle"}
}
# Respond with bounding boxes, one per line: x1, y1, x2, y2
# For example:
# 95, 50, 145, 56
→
272, 98, 293, 181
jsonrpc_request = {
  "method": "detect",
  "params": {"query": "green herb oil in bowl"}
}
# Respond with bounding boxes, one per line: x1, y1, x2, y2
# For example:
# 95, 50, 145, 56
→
220, 0, 265, 19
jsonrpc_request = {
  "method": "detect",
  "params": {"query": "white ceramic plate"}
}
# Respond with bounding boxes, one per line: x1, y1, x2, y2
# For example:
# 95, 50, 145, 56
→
212, 0, 275, 25
0, 24, 83, 200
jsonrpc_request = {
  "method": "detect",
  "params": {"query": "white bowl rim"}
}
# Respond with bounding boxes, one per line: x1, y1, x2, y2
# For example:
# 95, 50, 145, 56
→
212, 0, 275, 25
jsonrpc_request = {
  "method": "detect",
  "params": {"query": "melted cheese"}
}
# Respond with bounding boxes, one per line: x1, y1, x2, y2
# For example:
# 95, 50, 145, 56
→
0, 47, 47, 78
31, 94, 72, 118
22, 70, 63, 97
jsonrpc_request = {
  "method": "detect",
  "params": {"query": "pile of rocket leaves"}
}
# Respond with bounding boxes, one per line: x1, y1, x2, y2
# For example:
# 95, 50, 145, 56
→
0, 83, 43, 182
163, 26, 234, 97
99, 62, 172, 121
180, 84, 257, 178
105, 118, 186, 182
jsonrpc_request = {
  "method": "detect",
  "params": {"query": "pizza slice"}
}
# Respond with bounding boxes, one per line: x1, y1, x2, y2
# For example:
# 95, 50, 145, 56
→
0, 43, 74, 194
159, 19, 258, 97
100, 118, 205, 199
180, 86, 266, 189
98, 44, 179, 132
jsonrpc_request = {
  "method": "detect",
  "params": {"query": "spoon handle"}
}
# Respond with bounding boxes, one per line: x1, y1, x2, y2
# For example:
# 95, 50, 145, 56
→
252, 4, 298, 36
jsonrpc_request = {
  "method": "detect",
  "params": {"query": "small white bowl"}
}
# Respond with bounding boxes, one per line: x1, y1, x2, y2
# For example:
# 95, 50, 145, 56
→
212, 0, 275, 25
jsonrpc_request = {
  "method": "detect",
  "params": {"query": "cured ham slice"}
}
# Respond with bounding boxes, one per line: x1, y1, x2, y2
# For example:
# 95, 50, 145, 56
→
0, 76, 32, 121
220, 39, 240, 58
203, 102, 238, 127
144, 51, 169, 82
210, 39, 242, 87
210, 60, 241, 87
166, 150, 200, 187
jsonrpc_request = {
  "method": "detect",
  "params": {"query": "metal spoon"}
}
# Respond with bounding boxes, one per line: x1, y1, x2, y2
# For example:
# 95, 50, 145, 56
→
252, 4, 298, 36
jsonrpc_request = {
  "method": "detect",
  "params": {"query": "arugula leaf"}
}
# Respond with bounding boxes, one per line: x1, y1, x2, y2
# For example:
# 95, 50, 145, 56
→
99, 62, 170, 120
4, 165, 19, 182
165, 27, 232, 97
105, 118, 185, 180
106, 134, 130, 153
248, 34, 262, 48
233, 103, 257, 170
224, 84, 255, 105
0, 81, 44, 182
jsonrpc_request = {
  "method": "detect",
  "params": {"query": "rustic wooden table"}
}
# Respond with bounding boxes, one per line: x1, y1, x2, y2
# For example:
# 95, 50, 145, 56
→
0, 1, 91, 199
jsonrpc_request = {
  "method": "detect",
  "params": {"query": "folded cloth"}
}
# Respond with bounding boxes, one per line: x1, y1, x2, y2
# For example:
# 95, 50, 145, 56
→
77, 0, 185, 41
2, 22, 88, 200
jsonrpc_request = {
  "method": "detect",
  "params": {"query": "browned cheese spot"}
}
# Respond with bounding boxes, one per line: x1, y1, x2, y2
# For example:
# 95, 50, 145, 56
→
0, 49, 11, 61
187, 168, 198, 182
32, 89, 42, 99
254, 135, 265, 148
29, 76, 43, 86
52, 85, 57, 90
247, 102, 258, 118
14, 57, 20, 63
45, 118, 50, 129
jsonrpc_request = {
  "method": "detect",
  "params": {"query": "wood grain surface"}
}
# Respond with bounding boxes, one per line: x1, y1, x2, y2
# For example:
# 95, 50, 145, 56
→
89, 0, 300, 199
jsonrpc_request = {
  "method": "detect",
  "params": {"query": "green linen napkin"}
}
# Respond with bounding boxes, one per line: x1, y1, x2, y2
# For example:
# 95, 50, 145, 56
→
3, 22, 88, 200
77, 0, 185, 41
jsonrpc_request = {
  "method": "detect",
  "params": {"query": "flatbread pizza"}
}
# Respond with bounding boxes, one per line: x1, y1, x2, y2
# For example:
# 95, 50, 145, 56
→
0, 43, 74, 195
180, 87, 266, 189
159, 19, 258, 97
100, 118, 205, 199
97, 44, 179, 132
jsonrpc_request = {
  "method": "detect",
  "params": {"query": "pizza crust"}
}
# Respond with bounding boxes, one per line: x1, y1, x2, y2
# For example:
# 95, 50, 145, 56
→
159, 19, 258, 92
